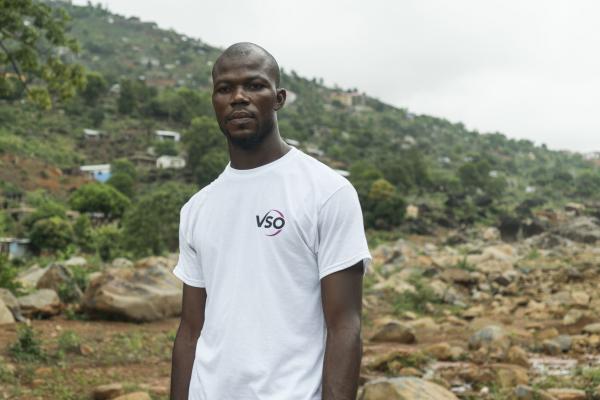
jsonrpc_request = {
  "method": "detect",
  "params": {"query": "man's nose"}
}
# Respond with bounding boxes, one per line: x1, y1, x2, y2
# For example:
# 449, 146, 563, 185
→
231, 86, 249, 105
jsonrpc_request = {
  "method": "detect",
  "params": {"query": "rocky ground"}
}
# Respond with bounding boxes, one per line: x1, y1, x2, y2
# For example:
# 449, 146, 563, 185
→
2, 213, 600, 399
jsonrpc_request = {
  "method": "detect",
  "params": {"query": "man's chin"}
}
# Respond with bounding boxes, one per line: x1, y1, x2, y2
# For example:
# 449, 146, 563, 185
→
228, 130, 264, 150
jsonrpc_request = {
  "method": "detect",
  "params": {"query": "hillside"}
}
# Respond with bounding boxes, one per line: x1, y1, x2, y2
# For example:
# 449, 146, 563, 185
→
1, 1, 600, 244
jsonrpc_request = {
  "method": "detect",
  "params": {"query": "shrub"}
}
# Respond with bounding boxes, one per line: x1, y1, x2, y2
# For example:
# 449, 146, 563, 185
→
9, 325, 46, 362
29, 216, 74, 253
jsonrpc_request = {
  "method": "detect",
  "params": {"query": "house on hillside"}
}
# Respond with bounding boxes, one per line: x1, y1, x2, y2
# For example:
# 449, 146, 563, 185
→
156, 155, 186, 169
333, 169, 350, 177
5, 206, 35, 223
80, 164, 111, 183
284, 138, 300, 147
83, 129, 104, 140
305, 144, 324, 158
131, 154, 156, 168
155, 130, 181, 142
0, 237, 31, 260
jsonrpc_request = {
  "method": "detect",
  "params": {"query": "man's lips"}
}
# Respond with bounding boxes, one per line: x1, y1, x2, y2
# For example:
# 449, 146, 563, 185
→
228, 111, 254, 121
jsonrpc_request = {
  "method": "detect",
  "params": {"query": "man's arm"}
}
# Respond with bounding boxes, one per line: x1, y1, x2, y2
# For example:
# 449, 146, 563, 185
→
320, 261, 364, 400
170, 283, 207, 400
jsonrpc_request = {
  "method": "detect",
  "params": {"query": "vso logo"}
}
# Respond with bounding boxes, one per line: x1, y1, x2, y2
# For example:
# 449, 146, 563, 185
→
256, 209, 285, 236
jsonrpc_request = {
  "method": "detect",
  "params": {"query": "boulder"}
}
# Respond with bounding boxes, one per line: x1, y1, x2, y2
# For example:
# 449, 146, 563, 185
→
556, 217, 600, 244
15, 264, 48, 289
112, 258, 133, 269
17, 289, 62, 317
112, 393, 151, 400
359, 377, 458, 400
0, 288, 25, 321
92, 383, 123, 400
64, 257, 88, 268
370, 321, 416, 344
36, 263, 83, 301
469, 325, 509, 351
546, 388, 586, 400
0, 298, 15, 325
82, 263, 182, 322
134, 256, 173, 270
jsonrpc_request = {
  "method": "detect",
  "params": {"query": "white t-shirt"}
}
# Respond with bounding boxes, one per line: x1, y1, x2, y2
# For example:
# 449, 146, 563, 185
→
172, 145, 372, 400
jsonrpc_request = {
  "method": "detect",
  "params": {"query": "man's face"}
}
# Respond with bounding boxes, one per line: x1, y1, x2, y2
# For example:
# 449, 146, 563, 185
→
212, 54, 283, 149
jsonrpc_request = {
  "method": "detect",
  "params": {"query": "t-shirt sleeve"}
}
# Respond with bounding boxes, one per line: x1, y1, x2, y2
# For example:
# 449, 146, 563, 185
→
316, 183, 372, 280
172, 201, 206, 288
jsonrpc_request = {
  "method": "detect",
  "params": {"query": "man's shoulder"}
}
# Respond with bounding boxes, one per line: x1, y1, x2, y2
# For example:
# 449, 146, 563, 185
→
293, 148, 351, 187
181, 179, 220, 214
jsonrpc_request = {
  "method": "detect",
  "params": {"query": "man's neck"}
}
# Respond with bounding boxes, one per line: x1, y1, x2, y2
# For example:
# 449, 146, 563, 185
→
228, 131, 291, 170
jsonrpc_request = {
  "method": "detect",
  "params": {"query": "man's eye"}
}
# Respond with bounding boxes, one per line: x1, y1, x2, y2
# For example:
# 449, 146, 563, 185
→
248, 83, 264, 90
217, 87, 230, 93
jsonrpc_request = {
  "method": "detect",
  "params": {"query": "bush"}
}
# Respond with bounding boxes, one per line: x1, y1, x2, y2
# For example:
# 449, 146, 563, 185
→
29, 216, 74, 253
0, 256, 22, 294
94, 224, 124, 262
9, 325, 46, 362
122, 182, 196, 256
69, 183, 131, 220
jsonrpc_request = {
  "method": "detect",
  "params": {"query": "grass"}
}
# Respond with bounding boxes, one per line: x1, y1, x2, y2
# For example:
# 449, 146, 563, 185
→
391, 272, 441, 315
8, 325, 47, 363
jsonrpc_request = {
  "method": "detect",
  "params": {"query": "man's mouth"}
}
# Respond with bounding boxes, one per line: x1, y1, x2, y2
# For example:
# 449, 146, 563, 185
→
228, 111, 254, 121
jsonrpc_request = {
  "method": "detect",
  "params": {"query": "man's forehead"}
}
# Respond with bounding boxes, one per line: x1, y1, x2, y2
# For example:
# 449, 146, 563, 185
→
213, 57, 274, 83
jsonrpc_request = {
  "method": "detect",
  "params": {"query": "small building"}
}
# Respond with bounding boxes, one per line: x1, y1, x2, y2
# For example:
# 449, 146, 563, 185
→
131, 154, 156, 168
83, 129, 103, 140
305, 145, 324, 158
155, 130, 181, 142
333, 169, 350, 177
80, 164, 111, 183
0, 237, 31, 260
284, 138, 300, 147
156, 155, 186, 169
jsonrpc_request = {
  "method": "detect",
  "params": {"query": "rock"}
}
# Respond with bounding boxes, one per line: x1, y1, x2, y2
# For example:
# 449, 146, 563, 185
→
80, 344, 94, 356
469, 325, 509, 351
571, 291, 590, 306
0, 299, 15, 324
111, 258, 133, 269
36, 263, 83, 301
134, 256, 173, 270
82, 263, 182, 322
514, 385, 557, 400
542, 339, 561, 356
483, 227, 500, 241
92, 383, 123, 400
359, 377, 458, 400
583, 323, 600, 334
507, 346, 530, 368
546, 388, 586, 400
555, 335, 573, 352
536, 328, 559, 341
556, 216, 600, 243
64, 257, 87, 268
563, 309, 585, 325
371, 321, 416, 344
493, 363, 529, 388
440, 268, 476, 285
18, 289, 61, 317
0, 288, 25, 321
112, 393, 151, 400
15, 264, 48, 289
423, 343, 452, 361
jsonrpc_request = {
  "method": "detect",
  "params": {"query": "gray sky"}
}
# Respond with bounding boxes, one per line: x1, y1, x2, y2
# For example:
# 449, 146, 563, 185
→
75, 0, 600, 153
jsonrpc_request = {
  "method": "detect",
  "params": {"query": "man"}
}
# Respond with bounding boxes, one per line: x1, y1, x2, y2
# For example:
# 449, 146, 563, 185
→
170, 42, 372, 400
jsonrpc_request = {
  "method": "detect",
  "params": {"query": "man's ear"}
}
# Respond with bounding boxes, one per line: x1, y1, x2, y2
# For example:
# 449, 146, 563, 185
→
274, 88, 287, 111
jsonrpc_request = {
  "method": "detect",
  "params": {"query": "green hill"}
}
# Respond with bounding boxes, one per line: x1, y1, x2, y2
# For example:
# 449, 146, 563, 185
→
1, 1, 599, 255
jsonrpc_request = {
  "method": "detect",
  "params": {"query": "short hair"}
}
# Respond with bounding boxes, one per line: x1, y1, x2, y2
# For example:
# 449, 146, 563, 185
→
213, 42, 281, 87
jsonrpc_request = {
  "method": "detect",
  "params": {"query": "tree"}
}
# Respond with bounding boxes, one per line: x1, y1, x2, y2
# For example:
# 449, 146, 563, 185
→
80, 71, 107, 106
0, 0, 85, 108
365, 178, 405, 229
29, 216, 73, 253
106, 172, 135, 198
183, 116, 227, 186
69, 183, 130, 219
122, 183, 196, 256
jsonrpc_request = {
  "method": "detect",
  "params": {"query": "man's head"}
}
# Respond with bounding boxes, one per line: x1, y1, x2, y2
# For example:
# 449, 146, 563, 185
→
211, 42, 286, 150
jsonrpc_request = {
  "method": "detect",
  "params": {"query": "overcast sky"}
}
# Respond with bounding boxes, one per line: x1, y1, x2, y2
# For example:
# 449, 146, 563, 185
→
74, 0, 600, 153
